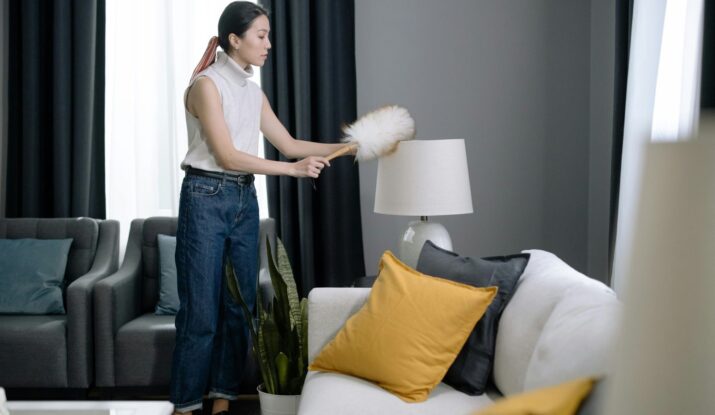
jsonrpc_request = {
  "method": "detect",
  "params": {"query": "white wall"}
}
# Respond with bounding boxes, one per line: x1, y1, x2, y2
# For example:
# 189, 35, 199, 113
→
356, 0, 610, 277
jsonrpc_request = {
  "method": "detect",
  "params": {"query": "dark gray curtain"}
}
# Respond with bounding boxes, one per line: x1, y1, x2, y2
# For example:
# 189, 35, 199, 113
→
259, 0, 366, 295
6, 0, 106, 218
608, 0, 634, 281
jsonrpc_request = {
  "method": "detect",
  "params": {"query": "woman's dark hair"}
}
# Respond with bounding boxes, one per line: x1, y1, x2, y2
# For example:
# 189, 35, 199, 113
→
218, 1, 269, 52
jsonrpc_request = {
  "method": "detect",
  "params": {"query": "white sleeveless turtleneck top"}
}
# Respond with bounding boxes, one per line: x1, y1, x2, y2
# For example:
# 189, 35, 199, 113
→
181, 51, 263, 173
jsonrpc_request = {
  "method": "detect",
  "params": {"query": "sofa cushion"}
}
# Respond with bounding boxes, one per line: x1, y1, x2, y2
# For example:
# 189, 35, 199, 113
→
472, 377, 594, 415
493, 250, 620, 395
141, 217, 178, 312
309, 251, 498, 403
115, 313, 176, 386
417, 241, 529, 395
0, 315, 68, 387
0, 218, 99, 283
298, 371, 499, 415
155, 234, 179, 315
0, 238, 73, 314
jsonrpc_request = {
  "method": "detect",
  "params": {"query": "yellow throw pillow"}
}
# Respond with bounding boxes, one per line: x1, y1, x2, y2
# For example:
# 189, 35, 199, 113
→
472, 378, 595, 415
309, 251, 498, 403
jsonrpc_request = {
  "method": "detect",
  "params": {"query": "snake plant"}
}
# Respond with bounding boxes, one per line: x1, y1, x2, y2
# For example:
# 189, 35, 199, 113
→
225, 237, 309, 395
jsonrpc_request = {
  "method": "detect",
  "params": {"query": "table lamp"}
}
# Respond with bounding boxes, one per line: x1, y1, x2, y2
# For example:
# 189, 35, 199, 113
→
374, 139, 473, 267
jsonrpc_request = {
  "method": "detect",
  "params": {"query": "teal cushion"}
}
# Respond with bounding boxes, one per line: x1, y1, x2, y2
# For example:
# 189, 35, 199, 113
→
155, 234, 179, 315
0, 238, 73, 314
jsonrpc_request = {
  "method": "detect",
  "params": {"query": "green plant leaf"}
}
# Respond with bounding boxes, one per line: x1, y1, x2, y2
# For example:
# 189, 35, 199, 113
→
275, 352, 290, 393
266, 239, 292, 334
239, 237, 310, 396
262, 312, 281, 383
271, 293, 290, 340
257, 318, 277, 394
275, 239, 302, 331
286, 374, 306, 395
226, 254, 283, 395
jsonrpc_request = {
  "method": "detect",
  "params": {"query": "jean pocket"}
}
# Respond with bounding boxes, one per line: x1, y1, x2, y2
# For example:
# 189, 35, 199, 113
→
190, 182, 222, 196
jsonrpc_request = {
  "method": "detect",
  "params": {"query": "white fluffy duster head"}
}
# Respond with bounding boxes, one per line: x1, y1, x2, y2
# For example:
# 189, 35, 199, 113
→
342, 105, 415, 162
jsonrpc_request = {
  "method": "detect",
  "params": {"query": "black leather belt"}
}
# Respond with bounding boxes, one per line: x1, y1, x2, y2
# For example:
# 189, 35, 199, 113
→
186, 167, 254, 185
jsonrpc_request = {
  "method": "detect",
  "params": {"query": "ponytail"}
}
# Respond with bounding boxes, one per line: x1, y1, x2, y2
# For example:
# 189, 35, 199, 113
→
191, 36, 219, 80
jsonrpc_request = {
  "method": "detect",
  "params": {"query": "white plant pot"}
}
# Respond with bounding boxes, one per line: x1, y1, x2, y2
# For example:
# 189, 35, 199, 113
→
257, 385, 300, 415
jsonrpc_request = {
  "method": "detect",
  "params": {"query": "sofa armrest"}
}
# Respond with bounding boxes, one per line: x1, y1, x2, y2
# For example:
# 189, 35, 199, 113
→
94, 219, 144, 387
307, 288, 370, 362
66, 219, 120, 388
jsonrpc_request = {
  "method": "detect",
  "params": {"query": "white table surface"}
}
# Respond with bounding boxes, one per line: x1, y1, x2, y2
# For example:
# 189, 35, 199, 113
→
6, 400, 173, 415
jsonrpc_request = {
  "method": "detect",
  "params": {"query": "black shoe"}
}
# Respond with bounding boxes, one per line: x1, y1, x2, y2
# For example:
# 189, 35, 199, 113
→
212, 412, 229, 415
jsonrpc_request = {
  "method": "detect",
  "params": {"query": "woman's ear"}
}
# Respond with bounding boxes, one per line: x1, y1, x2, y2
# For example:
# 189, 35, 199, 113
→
229, 33, 241, 51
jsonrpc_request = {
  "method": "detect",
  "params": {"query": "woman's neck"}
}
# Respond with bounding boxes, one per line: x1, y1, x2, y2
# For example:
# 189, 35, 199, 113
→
227, 51, 251, 72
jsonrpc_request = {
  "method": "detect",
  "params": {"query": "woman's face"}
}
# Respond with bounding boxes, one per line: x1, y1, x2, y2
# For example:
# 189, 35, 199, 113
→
232, 15, 271, 68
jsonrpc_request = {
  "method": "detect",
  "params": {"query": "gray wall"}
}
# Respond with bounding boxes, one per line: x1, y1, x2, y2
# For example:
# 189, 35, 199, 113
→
542, 1, 590, 274
356, 0, 611, 278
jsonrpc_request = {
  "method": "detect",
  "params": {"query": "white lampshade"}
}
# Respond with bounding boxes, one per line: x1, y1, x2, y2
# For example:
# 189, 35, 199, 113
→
374, 139, 473, 216
374, 139, 473, 267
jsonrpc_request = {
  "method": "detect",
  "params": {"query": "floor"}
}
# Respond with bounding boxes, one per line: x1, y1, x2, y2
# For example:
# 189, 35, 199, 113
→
202, 397, 261, 415
4, 390, 262, 415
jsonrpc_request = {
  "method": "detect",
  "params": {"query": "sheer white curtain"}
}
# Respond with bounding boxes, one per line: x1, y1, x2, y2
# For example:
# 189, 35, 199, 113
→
611, 0, 704, 296
106, 0, 269, 258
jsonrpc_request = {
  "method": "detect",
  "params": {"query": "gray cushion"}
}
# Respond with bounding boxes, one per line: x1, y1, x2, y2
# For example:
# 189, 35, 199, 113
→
0, 218, 99, 283
141, 217, 178, 312
155, 234, 179, 315
116, 313, 176, 386
114, 313, 260, 389
0, 238, 73, 314
417, 241, 530, 395
0, 315, 68, 387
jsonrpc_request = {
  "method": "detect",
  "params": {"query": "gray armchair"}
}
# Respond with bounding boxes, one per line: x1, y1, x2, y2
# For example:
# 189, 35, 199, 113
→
0, 217, 120, 388
94, 217, 276, 389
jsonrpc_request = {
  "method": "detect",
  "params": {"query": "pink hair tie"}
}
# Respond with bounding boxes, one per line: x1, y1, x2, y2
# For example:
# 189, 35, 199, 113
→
191, 36, 219, 80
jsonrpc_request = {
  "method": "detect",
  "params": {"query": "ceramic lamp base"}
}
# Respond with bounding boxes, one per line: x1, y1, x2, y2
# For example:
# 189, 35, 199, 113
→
398, 218, 452, 268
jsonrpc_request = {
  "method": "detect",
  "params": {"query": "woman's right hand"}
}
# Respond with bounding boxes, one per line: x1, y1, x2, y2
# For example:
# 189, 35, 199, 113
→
290, 156, 330, 178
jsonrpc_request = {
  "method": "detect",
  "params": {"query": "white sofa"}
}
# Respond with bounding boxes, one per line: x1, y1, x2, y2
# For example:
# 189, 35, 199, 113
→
298, 250, 621, 415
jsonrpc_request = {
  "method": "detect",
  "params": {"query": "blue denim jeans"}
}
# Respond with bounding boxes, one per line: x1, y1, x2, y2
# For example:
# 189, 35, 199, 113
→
170, 172, 259, 413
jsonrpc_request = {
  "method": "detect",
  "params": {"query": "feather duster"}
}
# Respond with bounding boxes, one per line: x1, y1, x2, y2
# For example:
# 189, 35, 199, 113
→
327, 105, 415, 162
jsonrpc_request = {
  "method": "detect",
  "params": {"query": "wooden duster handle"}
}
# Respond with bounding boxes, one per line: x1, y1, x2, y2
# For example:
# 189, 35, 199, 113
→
326, 144, 358, 161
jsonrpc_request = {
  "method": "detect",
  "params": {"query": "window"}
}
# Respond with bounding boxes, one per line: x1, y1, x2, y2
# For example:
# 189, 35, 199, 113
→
106, 0, 269, 256
651, 0, 705, 141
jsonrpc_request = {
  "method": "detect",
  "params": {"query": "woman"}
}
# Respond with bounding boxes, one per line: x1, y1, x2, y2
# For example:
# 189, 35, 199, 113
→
171, 2, 351, 414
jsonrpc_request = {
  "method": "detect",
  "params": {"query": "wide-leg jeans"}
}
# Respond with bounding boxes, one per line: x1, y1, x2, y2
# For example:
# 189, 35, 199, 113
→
170, 172, 259, 413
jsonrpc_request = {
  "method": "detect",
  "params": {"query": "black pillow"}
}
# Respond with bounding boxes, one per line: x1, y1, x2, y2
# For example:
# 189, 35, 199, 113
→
416, 240, 530, 395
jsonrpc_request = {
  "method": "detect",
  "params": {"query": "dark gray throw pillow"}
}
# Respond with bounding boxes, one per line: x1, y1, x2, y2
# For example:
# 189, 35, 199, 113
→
416, 240, 530, 395
155, 234, 179, 315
